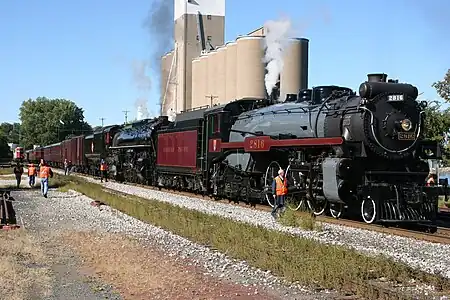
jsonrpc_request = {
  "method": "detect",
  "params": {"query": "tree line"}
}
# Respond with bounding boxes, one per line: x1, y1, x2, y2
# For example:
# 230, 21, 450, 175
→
0, 97, 92, 159
1, 71, 450, 162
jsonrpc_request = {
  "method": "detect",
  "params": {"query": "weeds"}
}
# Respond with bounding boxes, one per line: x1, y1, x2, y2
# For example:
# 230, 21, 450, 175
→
0, 168, 13, 176
278, 209, 323, 231
47, 175, 450, 297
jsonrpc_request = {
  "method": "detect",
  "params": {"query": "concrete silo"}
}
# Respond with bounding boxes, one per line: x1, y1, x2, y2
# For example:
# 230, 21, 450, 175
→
225, 42, 237, 102
198, 54, 208, 107
191, 58, 201, 109
160, 50, 174, 116
236, 36, 266, 100
206, 51, 218, 107
216, 46, 227, 105
280, 38, 309, 102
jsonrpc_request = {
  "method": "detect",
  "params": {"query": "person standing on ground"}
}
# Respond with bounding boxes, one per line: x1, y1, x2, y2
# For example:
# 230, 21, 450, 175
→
39, 159, 54, 198
100, 159, 108, 183
27, 163, 37, 187
271, 168, 288, 219
13, 163, 24, 188
64, 158, 69, 175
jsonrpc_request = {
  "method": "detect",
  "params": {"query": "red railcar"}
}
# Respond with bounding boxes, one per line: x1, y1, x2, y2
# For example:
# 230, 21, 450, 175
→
156, 130, 198, 169
43, 142, 62, 167
61, 136, 85, 169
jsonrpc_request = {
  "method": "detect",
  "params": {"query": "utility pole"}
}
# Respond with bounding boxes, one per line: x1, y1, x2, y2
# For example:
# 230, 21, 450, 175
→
205, 95, 218, 107
99, 117, 105, 127
122, 110, 130, 124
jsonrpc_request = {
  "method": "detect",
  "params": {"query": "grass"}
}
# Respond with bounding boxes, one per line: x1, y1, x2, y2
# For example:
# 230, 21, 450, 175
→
30, 175, 450, 298
439, 196, 450, 208
278, 208, 323, 231
0, 229, 52, 300
0, 167, 14, 175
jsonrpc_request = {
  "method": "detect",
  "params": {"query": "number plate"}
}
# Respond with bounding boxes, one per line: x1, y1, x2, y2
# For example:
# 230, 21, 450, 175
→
398, 132, 415, 140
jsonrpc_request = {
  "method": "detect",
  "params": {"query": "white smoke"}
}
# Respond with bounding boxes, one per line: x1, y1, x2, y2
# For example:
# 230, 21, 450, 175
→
135, 97, 150, 120
263, 17, 295, 98
168, 108, 176, 122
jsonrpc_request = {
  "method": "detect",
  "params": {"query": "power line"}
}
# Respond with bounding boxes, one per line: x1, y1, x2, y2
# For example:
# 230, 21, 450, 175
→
99, 117, 105, 127
122, 110, 130, 124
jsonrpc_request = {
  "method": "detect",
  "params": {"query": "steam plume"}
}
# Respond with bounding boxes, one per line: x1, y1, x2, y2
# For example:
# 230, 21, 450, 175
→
131, 60, 151, 120
142, 0, 174, 72
263, 16, 296, 97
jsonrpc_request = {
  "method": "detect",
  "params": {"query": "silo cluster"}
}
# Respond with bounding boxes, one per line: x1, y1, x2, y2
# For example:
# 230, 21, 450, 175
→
188, 34, 309, 110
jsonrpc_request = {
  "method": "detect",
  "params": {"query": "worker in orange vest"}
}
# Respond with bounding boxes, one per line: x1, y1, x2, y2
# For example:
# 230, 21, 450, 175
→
271, 168, 288, 219
28, 163, 37, 187
39, 159, 54, 198
100, 159, 108, 183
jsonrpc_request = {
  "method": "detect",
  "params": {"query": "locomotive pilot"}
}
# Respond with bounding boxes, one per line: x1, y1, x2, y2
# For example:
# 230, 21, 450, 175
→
271, 168, 288, 219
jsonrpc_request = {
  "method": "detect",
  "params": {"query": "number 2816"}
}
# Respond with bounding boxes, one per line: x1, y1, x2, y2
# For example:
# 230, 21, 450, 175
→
249, 139, 265, 149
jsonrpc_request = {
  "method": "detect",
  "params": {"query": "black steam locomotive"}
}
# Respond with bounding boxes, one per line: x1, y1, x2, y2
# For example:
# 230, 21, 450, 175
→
104, 73, 442, 227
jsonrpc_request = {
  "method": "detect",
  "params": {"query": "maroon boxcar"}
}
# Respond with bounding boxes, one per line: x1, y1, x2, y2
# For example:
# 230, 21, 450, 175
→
156, 130, 198, 168
61, 136, 85, 170
43, 142, 62, 167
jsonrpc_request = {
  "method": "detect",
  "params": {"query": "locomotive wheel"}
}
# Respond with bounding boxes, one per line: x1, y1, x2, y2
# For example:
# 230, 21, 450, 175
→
329, 203, 344, 219
361, 198, 377, 224
286, 194, 305, 211
264, 161, 281, 207
307, 199, 327, 216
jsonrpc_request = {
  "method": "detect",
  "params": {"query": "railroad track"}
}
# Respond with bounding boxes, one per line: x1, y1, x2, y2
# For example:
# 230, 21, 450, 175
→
57, 169, 450, 245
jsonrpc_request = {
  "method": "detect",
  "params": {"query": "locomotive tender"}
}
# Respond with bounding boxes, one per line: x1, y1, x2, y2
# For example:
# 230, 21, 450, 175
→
25, 73, 443, 226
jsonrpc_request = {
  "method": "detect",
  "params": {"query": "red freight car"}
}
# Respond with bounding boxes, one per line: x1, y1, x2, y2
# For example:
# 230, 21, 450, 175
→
61, 136, 85, 170
43, 142, 62, 167
156, 130, 198, 168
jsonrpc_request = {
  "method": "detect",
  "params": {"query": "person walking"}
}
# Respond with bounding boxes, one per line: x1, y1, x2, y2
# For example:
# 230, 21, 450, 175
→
100, 159, 108, 183
27, 163, 37, 187
64, 159, 69, 175
39, 159, 54, 198
13, 163, 24, 188
271, 168, 288, 219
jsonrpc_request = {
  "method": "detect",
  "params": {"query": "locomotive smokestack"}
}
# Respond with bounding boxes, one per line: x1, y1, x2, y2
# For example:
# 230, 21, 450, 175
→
367, 73, 387, 83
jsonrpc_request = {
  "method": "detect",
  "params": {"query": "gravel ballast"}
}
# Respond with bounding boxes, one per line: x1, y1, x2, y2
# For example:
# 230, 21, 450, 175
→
64, 173, 450, 280
3, 177, 339, 300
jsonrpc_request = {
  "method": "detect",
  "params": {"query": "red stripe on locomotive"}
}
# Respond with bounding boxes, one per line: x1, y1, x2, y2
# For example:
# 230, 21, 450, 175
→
157, 130, 198, 168
208, 136, 344, 152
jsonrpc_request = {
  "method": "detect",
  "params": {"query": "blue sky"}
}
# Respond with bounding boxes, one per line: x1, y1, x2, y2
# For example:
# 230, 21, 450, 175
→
1, 0, 449, 126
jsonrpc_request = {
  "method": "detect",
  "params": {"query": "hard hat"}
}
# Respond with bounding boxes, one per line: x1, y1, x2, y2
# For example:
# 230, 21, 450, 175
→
278, 169, 284, 175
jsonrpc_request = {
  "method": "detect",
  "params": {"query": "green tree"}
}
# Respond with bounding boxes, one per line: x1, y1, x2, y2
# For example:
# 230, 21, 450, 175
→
423, 102, 450, 142
19, 97, 92, 149
0, 134, 11, 160
0, 122, 21, 144
432, 69, 450, 103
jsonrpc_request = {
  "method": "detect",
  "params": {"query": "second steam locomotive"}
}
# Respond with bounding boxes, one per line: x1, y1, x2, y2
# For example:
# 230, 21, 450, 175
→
26, 73, 444, 227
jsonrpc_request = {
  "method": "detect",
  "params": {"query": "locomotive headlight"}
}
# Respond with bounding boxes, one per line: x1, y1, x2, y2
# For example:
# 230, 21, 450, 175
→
401, 119, 413, 131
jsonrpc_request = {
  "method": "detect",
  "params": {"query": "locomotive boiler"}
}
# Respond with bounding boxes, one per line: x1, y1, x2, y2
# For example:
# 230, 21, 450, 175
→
215, 73, 440, 225
109, 116, 169, 184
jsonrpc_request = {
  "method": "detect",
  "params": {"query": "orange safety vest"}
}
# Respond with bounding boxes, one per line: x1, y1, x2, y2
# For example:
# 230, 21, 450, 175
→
100, 163, 108, 171
40, 166, 50, 178
426, 177, 435, 187
28, 166, 36, 176
275, 176, 288, 196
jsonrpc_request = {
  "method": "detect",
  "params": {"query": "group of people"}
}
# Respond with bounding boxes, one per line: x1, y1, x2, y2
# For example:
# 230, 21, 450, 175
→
13, 159, 54, 198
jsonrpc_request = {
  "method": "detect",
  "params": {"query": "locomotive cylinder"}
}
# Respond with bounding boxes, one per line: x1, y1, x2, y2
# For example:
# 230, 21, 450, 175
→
280, 38, 309, 102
